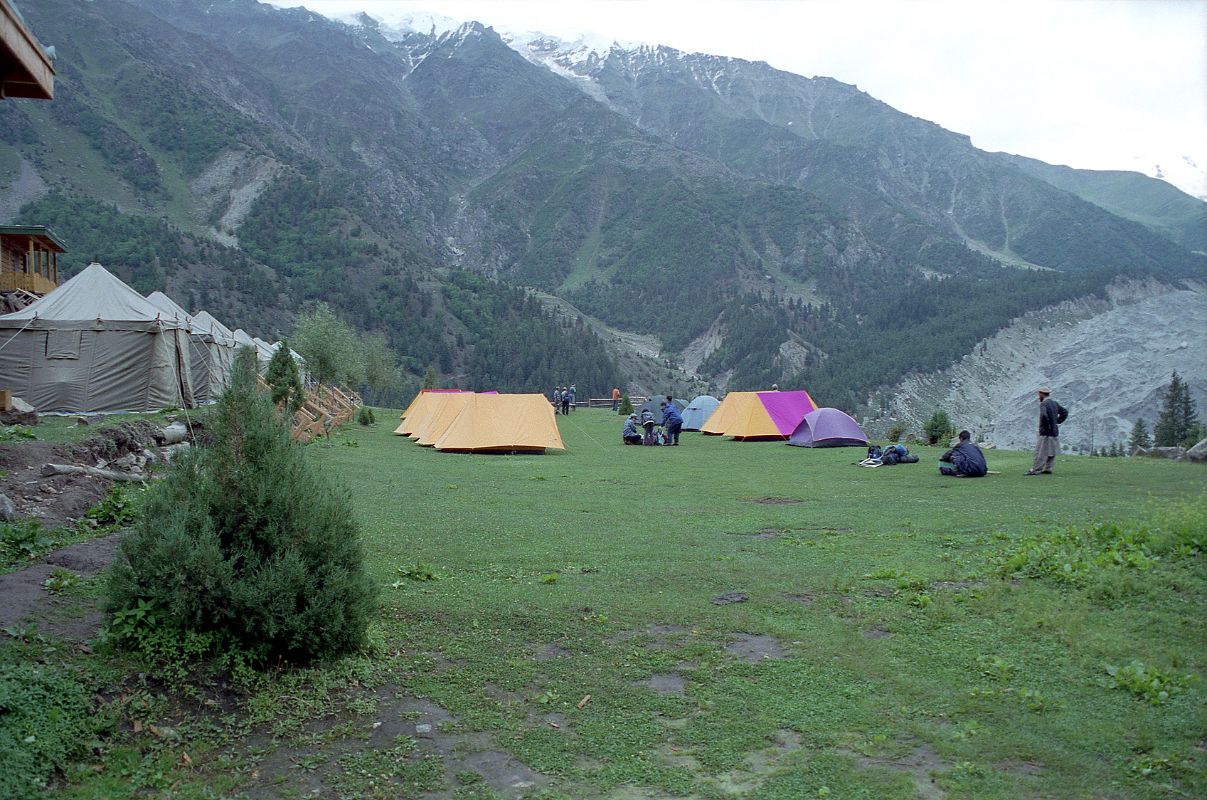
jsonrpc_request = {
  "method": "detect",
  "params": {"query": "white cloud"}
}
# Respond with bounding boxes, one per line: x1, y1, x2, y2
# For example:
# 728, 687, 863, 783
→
267, 0, 1207, 199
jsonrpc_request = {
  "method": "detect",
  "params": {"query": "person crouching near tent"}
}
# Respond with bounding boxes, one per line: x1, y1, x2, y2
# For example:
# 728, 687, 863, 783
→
939, 430, 988, 477
622, 413, 642, 445
661, 397, 683, 446
640, 406, 657, 445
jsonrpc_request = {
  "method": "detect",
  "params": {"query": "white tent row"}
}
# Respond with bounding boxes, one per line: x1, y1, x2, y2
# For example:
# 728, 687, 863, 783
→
0, 262, 298, 413
145, 291, 233, 405
0, 263, 195, 412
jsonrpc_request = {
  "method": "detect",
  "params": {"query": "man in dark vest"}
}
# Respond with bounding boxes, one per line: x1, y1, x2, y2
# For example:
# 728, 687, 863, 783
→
1026, 387, 1067, 475
939, 430, 988, 477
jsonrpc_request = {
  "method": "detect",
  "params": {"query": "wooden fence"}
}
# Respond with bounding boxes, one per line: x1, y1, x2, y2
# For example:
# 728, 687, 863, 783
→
257, 377, 362, 443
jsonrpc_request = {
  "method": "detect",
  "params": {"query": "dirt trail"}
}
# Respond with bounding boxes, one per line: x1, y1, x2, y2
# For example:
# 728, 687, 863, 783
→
0, 532, 124, 640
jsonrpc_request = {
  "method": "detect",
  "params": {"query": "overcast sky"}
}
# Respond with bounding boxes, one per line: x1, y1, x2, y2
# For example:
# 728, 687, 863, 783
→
268, 0, 1207, 199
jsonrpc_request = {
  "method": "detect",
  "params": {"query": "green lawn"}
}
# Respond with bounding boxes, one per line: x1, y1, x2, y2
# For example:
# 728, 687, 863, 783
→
10, 409, 1207, 799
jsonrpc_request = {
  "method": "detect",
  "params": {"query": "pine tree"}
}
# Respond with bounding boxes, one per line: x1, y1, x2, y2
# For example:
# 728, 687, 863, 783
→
106, 358, 376, 665
1154, 371, 1201, 447
1128, 419, 1152, 453
265, 338, 305, 415
923, 410, 954, 445
422, 366, 437, 389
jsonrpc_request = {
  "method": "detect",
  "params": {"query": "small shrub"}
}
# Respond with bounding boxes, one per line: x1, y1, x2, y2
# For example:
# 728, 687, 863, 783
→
0, 425, 37, 441
885, 422, 907, 442
1104, 661, 1191, 705
357, 406, 375, 426
1, 521, 55, 565
618, 394, 634, 416
41, 568, 79, 595
395, 563, 436, 582
84, 485, 139, 530
923, 410, 954, 445
106, 358, 376, 666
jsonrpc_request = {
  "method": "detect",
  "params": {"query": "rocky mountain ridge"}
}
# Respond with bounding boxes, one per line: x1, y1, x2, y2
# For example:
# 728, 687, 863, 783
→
866, 279, 1207, 452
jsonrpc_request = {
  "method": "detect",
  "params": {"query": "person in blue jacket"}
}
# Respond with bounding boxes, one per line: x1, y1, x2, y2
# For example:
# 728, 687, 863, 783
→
939, 430, 988, 477
661, 397, 683, 446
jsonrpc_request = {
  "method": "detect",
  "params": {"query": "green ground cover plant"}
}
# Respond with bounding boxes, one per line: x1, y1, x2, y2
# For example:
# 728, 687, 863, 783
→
3, 409, 1204, 798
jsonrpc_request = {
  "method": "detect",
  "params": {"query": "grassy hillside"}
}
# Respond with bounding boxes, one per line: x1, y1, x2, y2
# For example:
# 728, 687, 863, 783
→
6, 411, 1204, 798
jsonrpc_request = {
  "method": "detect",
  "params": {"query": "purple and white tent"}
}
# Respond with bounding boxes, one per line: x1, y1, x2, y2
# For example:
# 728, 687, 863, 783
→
787, 407, 869, 448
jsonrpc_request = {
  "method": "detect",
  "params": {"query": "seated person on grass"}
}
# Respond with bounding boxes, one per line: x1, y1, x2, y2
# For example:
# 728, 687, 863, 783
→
622, 413, 643, 445
939, 430, 988, 477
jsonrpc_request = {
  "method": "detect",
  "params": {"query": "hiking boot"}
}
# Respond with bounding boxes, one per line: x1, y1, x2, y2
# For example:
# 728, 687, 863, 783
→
1024, 470, 1040, 476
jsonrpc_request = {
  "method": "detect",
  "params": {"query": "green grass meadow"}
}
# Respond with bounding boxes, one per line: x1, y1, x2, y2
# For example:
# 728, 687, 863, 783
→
10, 408, 1207, 799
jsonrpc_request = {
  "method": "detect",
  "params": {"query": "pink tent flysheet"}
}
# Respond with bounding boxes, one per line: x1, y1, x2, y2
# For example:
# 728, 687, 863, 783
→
753, 390, 818, 436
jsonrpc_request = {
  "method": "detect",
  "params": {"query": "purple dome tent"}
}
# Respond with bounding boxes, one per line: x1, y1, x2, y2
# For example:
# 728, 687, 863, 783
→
787, 407, 869, 448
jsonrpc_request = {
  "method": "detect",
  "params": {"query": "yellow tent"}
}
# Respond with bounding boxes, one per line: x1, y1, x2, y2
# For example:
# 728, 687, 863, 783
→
699, 391, 756, 435
400, 389, 465, 420
413, 392, 474, 446
433, 393, 565, 453
395, 391, 457, 436
699, 390, 817, 440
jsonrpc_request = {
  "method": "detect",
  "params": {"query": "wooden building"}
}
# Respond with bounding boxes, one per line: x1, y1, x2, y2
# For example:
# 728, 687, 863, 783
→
1, 0, 53, 99
1, 226, 66, 294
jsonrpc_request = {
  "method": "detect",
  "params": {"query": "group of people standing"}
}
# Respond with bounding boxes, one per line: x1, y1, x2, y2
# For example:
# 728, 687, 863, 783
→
551, 384, 577, 415
622, 395, 683, 446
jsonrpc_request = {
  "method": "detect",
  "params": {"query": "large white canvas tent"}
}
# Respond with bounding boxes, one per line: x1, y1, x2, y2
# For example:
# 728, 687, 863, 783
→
192, 310, 235, 347
0, 262, 194, 412
231, 328, 270, 371
146, 291, 233, 404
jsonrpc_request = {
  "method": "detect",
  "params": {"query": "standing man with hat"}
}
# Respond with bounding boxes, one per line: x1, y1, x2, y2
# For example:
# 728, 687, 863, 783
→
1026, 387, 1068, 475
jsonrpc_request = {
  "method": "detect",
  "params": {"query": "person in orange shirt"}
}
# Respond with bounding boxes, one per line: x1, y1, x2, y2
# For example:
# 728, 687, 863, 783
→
611, 386, 621, 412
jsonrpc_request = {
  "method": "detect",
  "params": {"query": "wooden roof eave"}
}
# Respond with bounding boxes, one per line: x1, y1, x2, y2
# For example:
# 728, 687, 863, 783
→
0, 0, 55, 100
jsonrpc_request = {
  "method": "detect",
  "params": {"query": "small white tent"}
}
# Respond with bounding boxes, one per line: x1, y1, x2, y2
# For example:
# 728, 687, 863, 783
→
146, 291, 233, 404
0, 263, 194, 412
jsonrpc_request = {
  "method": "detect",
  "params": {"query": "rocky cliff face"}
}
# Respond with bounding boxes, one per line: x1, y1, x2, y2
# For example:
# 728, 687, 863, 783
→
866, 280, 1207, 452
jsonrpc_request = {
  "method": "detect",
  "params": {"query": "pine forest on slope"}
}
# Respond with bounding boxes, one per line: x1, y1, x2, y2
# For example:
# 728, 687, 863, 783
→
2, 0, 1204, 411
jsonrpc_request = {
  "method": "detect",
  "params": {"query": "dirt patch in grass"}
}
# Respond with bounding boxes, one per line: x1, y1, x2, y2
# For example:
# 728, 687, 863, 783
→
855, 742, 949, 800
780, 591, 817, 604
863, 627, 893, 639
0, 531, 124, 640
241, 686, 550, 799
642, 673, 686, 695
746, 496, 801, 505
533, 642, 570, 661
610, 624, 695, 651
996, 759, 1044, 776
724, 633, 785, 663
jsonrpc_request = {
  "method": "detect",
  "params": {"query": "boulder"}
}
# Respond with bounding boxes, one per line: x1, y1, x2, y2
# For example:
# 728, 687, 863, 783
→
0, 493, 17, 521
1186, 439, 1207, 463
157, 421, 189, 445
